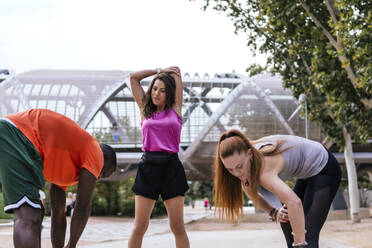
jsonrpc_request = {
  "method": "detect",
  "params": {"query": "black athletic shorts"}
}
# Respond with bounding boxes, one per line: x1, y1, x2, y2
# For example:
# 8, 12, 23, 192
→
132, 151, 189, 201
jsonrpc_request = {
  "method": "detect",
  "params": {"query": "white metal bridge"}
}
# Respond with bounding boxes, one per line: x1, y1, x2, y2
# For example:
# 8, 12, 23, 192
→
0, 69, 370, 181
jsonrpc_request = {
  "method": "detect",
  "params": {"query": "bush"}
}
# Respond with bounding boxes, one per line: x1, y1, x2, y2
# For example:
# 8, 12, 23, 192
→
118, 177, 136, 216
92, 181, 120, 215
119, 195, 135, 217
184, 196, 191, 206
0, 177, 166, 218
91, 193, 108, 216
91, 177, 167, 217
151, 199, 167, 218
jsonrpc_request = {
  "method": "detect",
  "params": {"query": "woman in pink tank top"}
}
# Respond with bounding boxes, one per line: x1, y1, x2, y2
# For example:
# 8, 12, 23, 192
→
128, 66, 190, 248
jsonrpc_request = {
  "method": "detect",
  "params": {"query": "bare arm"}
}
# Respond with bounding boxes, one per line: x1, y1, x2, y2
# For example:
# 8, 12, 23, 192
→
167, 67, 183, 116
242, 183, 276, 214
50, 184, 67, 248
242, 183, 289, 223
64, 168, 97, 248
129, 67, 183, 116
129, 69, 158, 110
260, 174, 306, 244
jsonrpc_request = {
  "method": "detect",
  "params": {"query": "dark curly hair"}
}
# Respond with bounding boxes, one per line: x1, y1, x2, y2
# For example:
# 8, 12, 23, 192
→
142, 73, 176, 118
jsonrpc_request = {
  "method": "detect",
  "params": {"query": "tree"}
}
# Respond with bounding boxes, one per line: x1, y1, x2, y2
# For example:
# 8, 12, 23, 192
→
200, 0, 372, 222
185, 181, 214, 208
246, 63, 268, 77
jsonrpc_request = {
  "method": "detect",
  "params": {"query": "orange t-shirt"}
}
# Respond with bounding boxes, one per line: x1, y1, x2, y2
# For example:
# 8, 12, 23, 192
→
7, 109, 103, 190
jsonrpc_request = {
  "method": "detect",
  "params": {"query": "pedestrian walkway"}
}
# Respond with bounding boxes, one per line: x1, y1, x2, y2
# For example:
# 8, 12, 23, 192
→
0, 206, 358, 248
79, 229, 353, 248
38, 209, 211, 243
85, 229, 286, 248
49, 207, 355, 248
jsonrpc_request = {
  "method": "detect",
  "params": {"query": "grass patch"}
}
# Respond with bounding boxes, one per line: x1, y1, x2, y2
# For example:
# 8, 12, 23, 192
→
0, 218, 12, 223
0, 194, 13, 219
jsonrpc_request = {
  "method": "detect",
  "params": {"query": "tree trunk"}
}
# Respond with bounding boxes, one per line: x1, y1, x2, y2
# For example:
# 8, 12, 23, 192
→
343, 127, 361, 223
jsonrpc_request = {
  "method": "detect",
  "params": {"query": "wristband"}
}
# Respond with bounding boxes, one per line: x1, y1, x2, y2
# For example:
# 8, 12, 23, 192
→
292, 241, 308, 247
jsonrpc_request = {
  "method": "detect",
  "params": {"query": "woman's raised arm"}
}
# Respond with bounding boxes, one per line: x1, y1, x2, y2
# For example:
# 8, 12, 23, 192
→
161, 66, 183, 116
130, 69, 158, 109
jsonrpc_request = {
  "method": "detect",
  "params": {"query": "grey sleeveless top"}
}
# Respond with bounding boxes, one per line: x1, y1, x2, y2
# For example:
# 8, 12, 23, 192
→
253, 135, 328, 181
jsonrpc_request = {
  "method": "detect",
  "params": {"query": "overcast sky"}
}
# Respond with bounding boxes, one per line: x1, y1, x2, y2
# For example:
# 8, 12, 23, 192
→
0, 0, 267, 75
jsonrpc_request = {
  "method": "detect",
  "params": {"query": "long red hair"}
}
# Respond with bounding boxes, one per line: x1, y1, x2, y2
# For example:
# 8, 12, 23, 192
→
214, 129, 264, 222
214, 130, 287, 222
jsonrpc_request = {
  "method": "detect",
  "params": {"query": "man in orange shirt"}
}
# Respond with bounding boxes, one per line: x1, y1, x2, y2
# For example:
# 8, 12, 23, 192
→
0, 109, 117, 248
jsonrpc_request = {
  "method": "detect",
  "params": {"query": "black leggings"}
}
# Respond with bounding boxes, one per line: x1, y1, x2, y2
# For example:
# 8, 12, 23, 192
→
280, 149, 341, 248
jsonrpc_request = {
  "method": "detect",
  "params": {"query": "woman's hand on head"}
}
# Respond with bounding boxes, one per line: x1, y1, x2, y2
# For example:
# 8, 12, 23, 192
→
162, 66, 181, 77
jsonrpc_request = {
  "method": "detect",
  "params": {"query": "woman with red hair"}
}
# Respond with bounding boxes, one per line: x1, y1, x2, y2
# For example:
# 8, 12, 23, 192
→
214, 129, 341, 248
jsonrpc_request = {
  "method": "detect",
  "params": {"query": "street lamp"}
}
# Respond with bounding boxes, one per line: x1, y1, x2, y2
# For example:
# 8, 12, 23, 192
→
299, 94, 308, 139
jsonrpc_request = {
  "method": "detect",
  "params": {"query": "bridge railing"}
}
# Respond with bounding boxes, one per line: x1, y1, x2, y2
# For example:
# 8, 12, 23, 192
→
86, 124, 224, 146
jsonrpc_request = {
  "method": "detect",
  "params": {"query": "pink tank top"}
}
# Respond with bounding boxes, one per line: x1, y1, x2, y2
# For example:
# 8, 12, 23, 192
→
141, 108, 182, 153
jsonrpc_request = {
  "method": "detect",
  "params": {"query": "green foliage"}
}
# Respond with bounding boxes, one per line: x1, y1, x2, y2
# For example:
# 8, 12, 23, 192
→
93, 181, 121, 215
91, 177, 166, 217
93, 115, 142, 144
91, 192, 109, 216
119, 116, 142, 143
93, 130, 115, 143
0, 194, 13, 219
358, 174, 372, 190
246, 63, 268, 77
0, 178, 167, 219
200, 0, 372, 147
185, 181, 214, 206
286, 179, 296, 189
43, 183, 51, 216
243, 191, 250, 206
151, 199, 167, 218
185, 182, 198, 202
117, 177, 136, 216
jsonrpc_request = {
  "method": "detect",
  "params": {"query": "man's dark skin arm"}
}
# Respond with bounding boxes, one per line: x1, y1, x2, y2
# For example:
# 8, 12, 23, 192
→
64, 168, 97, 248
50, 184, 67, 248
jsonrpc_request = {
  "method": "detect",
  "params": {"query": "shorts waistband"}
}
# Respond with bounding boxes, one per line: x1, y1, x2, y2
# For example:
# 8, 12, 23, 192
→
0, 117, 17, 128
142, 151, 179, 161
144, 151, 177, 156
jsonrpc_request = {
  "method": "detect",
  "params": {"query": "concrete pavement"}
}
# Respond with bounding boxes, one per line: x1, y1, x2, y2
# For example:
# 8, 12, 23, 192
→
0, 205, 357, 248
81, 229, 354, 248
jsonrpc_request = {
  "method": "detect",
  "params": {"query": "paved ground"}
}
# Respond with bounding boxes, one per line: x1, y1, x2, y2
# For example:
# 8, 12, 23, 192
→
79, 230, 353, 248
1, 206, 371, 247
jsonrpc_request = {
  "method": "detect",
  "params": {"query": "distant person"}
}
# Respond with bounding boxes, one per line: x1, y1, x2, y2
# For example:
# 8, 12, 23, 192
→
204, 198, 209, 211
70, 193, 77, 217
0, 109, 117, 248
111, 123, 120, 143
38, 190, 46, 214
129, 67, 189, 248
214, 129, 341, 248
65, 192, 74, 216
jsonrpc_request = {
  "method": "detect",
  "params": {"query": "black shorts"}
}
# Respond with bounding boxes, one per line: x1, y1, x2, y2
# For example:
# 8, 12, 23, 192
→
132, 151, 189, 201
